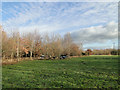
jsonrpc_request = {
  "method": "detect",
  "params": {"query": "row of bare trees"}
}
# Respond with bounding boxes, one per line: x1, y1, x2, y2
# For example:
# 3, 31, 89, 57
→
1, 26, 82, 61
82, 49, 119, 55
91, 49, 119, 55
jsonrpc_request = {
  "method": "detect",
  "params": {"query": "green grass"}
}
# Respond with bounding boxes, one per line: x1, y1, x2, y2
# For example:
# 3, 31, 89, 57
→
2, 56, 120, 88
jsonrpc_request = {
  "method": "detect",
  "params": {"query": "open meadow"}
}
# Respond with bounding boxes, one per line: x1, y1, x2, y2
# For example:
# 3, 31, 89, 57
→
2, 55, 119, 88
1, 2, 119, 89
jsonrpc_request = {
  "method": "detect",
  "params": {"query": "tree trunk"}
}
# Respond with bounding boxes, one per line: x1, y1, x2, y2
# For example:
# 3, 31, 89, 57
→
30, 50, 32, 60
3, 54, 5, 60
17, 48, 19, 61
17, 32, 19, 61
11, 52, 13, 62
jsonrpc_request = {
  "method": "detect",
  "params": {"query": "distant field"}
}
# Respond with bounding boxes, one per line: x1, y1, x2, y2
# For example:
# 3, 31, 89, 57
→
2, 56, 119, 88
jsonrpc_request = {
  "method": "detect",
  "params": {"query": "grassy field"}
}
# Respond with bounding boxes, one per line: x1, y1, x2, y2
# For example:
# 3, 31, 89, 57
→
2, 56, 119, 88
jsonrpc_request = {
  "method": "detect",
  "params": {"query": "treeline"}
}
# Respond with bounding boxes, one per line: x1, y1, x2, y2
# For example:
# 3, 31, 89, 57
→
84, 49, 119, 55
0, 25, 119, 63
1, 26, 82, 61
92, 49, 119, 55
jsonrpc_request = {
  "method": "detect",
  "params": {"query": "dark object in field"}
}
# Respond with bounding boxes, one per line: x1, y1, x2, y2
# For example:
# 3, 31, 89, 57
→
53, 56, 56, 59
39, 55, 57, 60
82, 52, 86, 55
81, 61, 86, 64
40, 55, 45, 59
61, 85, 63, 88
48, 56, 57, 60
60, 55, 67, 59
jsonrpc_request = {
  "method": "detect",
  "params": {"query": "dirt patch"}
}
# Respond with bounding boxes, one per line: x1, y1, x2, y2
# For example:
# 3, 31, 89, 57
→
2, 61, 18, 65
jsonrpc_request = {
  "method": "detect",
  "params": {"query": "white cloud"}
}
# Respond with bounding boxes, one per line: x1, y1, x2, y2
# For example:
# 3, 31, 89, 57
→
71, 21, 118, 45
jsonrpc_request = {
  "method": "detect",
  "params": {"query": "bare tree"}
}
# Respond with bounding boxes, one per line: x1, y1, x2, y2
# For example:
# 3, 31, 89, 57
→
42, 33, 51, 58
25, 32, 34, 60
62, 32, 72, 56
33, 30, 42, 58
0, 25, 2, 63
51, 33, 63, 58
2, 29, 8, 59
70, 43, 80, 56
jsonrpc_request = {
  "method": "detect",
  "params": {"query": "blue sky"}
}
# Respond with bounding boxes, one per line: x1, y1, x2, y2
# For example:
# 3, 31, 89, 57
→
2, 2, 118, 50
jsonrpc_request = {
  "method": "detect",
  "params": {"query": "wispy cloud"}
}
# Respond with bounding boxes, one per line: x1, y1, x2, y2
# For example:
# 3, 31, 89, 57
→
2, 0, 119, 2
2, 2, 117, 32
